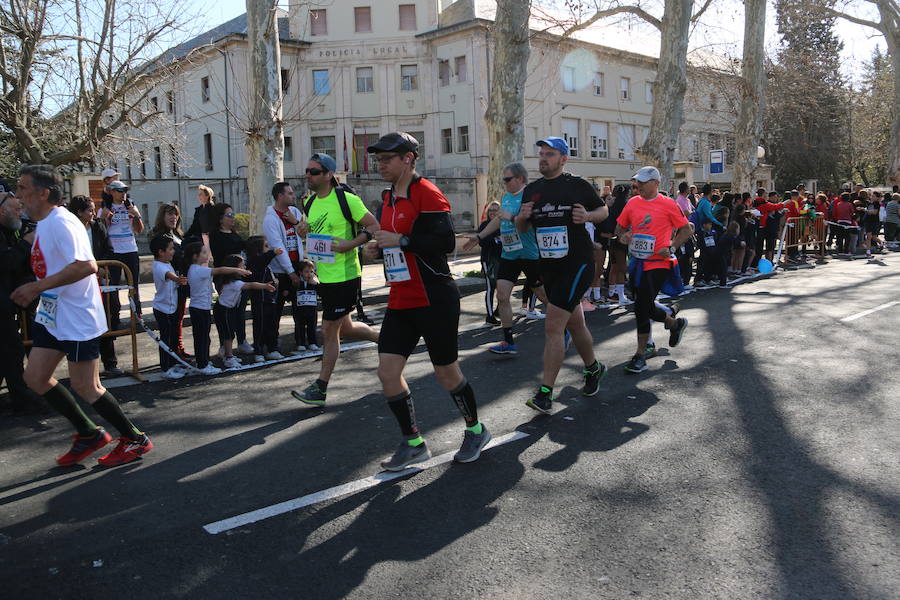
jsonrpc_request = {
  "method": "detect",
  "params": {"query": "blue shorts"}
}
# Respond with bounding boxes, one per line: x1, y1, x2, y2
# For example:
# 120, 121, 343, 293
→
31, 322, 101, 362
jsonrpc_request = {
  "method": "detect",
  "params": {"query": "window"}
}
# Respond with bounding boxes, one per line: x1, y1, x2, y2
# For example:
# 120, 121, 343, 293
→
458, 126, 469, 153
708, 133, 723, 154
203, 134, 213, 171
618, 124, 636, 160
709, 93, 718, 110
400, 64, 418, 91
153, 146, 162, 177
408, 131, 425, 170
441, 128, 453, 154
594, 72, 604, 96
166, 90, 175, 114
645, 82, 653, 103
354, 7, 372, 33
169, 144, 178, 177
311, 135, 336, 158
150, 96, 158, 112
139, 151, 147, 178
455, 56, 467, 83
281, 69, 290, 92
438, 60, 450, 87
690, 137, 701, 163
313, 69, 330, 95
310, 9, 327, 36
589, 122, 608, 159
201, 77, 210, 103
399, 4, 416, 30
356, 67, 374, 93
619, 77, 630, 101
562, 67, 576, 92
354, 134, 378, 172
284, 136, 293, 162
561, 118, 579, 158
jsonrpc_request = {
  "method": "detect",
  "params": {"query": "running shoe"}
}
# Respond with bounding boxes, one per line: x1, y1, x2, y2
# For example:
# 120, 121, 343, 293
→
291, 382, 327, 406
253, 354, 265, 363
198, 364, 222, 375
223, 356, 242, 369
582, 361, 608, 396
668, 317, 689, 348
453, 426, 492, 463
489, 341, 518, 355
580, 298, 597, 312
524, 309, 546, 320
643, 342, 658, 359
624, 353, 648, 374
295, 345, 308, 352
237, 341, 254, 354
381, 440, 431, 471
56, 427, 113, 466
103, 366, 124, 377
265, 351, 285, 360
97, 434, 153, 467
308, 344, 320, 351
162, 366, 185, 380
485, 315, 501, 325
526, 386, 553, 414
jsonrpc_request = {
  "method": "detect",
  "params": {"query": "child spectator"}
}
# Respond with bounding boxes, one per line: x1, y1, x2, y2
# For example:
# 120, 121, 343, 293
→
294, 259, 320, 351
246, 235, 281, 361
696, 221, 718, 287
716, 221, 743, 287
214, 254, 275, 369
184, 242, 251, 375
150, 235, 188, 380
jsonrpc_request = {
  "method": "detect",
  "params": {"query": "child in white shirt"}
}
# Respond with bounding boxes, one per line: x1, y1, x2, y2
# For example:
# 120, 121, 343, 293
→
214, 254, 275, 368
150, 235, 188, 379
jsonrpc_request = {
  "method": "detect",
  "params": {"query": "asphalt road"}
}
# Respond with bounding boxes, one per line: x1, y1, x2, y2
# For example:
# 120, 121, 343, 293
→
1, 254, 898, 599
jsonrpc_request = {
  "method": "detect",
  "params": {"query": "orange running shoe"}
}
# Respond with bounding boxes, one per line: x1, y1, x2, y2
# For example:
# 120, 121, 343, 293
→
97, 435, 153, 466
56, 427, 112, 466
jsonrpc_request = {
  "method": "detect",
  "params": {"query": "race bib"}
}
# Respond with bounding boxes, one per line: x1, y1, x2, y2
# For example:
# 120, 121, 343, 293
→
296, 290, 317, 306
629, 233, 656, 259
383, 247, 411, 283
306, 234, 335, 264
500, 231, 523, 252
704, 235, 716, 247
35, 292, 59, 327
285, 234, 298, 252
536, 226, 569, 259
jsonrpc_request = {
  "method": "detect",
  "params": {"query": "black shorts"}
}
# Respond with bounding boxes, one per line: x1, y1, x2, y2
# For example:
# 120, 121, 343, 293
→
319, 277, 360, 321
540, 261, 595, 312
31, 322, 101, 362
497, 258, 543, 288
377, 300, 460, 366
864, 221, 881, 234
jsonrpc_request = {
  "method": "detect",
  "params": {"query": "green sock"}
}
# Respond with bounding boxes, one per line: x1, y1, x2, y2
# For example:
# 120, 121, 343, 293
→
584, 360, 600, 374
466, 423, 483, 435
406, 435, 425, 447
540, 385, 553, 396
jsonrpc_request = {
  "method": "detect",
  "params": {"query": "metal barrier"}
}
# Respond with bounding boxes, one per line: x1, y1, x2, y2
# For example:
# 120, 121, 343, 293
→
20, 259, 145, 382
778, 215, 827, 260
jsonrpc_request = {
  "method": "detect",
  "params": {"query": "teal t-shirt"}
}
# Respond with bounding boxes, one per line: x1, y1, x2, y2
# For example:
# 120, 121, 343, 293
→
499, 191, 539, 260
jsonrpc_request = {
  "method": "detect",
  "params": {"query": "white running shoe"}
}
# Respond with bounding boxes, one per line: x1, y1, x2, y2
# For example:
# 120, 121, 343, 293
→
223, 356, 242, 369
265, 351, 285, 360
236, 341, 254, 354
524, 310, 546, 320
199, 364, 222, 375
162, 367, 185, 380
308, 343, 320, 351
253, 354, 265, 363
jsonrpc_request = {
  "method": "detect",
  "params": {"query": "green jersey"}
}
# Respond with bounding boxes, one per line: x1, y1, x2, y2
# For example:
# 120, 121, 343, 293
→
305, 187, 369, 283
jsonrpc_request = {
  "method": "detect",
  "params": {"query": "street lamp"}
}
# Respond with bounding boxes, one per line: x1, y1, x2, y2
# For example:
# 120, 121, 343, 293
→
549, 104, 569, 127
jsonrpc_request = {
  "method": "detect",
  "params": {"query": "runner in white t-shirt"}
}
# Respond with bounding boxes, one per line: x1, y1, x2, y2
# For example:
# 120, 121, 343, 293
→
11, 165, 153, 467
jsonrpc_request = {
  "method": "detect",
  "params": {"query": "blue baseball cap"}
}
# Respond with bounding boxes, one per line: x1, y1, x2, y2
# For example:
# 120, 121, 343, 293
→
310, 153, 337, 173
536, 136, 569, 156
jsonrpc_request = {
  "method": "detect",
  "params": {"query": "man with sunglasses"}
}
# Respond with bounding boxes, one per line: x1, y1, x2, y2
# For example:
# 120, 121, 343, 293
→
291, 153, 380, 405
515, 136, 609, 414
366, 132, 491, 470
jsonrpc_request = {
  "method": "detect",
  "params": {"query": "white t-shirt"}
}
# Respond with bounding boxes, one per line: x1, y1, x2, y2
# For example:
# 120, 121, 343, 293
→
108, 203, 138, 254
217, 280, 244, 309
152, 261, 178, 314
30, 207, 107, 341
188, 264, 214, 310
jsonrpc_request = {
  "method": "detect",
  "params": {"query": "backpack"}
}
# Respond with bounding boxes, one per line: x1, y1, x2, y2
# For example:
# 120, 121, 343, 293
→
303, 182, 360, 237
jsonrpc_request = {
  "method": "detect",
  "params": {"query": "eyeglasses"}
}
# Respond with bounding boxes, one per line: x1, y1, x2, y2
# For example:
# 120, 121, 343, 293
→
538, 151, 561, 158
305, 168, 324, 176
372, 154, 401, 164
502, 176, 515, 183
224, 212, 234, 217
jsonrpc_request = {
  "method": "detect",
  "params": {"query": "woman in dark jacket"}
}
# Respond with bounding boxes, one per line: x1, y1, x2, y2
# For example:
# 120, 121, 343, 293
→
186, 184, 216, 247
152, 202, 191, 359
209, 203, 252, 353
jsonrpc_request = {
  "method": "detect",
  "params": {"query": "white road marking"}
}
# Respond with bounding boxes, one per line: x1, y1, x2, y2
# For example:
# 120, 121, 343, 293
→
841, 301, 900, 322
202, 430, 530, 534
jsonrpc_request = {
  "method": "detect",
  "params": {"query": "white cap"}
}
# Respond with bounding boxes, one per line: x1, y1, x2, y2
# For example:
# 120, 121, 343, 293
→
632, 166, 661, 182
101, 168, 120, 179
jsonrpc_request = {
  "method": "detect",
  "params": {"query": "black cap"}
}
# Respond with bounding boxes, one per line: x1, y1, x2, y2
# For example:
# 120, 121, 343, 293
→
366, 132, 419, 156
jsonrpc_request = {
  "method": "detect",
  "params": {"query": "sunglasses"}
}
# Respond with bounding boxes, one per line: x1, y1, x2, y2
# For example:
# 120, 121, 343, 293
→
224, 212, 234, 217
305, 168, 325, 175
502, 176, 515, 183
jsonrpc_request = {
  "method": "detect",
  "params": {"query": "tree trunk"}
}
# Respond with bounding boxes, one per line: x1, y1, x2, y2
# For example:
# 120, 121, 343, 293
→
881, 0, 900, 187
731, 0, 766, 193
245, 0, 284, 235
638, 0, 692, 191
484, 0, 531, 210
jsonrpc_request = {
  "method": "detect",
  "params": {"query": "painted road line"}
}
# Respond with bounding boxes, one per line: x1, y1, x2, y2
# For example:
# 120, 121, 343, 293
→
841, 301, 900, 322
202, 430, 530, 535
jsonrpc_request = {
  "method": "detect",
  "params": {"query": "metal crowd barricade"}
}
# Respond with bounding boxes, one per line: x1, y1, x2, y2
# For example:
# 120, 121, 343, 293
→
779, 215, 827, 260
20, 259, 145, 382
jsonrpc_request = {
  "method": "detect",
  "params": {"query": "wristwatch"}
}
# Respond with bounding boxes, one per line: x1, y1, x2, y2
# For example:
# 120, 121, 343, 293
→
399, 235, 410, 248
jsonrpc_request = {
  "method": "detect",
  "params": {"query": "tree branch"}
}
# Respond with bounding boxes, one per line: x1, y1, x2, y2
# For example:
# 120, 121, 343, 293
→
819, 7, 882, 31
562, 5, 662, 36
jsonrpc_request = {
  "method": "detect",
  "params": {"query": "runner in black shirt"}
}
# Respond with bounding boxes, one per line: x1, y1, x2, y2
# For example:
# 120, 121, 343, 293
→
515, 137, 609, 414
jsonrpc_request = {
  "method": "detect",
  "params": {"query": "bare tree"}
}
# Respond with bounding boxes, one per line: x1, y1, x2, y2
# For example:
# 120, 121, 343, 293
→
485, 0, 532, 204
244, 0, 284, 234
0, 0, 196, 167
730, 0, 767, 193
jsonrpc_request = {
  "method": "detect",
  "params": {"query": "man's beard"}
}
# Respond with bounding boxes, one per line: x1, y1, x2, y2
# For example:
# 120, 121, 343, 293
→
1, 215, 21, 231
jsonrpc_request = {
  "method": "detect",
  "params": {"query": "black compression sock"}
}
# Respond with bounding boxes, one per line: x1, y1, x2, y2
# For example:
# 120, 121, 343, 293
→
449, 379, 478, 427
315, 379, 329, 392
43, 383, 97, 437
387, 391, 418, 437
503, 327, 514, 344
92, 391, 142, 441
